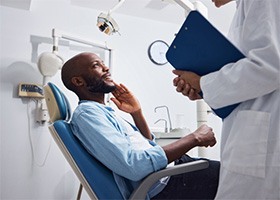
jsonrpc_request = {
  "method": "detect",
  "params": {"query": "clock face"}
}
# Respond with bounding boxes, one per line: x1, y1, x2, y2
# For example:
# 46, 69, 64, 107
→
148, 40, 169, 65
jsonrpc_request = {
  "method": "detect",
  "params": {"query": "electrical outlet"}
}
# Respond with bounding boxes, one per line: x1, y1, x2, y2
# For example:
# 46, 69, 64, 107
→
18, 83, 44, 98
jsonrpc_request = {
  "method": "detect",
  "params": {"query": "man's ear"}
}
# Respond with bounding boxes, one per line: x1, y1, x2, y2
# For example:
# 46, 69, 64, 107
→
71, 76, 85, 87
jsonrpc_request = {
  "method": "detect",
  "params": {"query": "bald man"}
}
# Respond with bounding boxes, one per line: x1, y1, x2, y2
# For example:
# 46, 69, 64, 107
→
61, 52, 220, 199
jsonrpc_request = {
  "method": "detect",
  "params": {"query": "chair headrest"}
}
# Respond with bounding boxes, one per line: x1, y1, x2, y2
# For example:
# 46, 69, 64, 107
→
44, 82, 71, 123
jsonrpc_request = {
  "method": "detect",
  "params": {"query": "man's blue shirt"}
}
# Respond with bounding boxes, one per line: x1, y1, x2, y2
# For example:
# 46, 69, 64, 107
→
70, 100, 168, 199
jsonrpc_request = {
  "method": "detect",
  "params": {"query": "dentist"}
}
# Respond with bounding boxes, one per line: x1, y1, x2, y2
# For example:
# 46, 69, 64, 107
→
173, 0, 280, 199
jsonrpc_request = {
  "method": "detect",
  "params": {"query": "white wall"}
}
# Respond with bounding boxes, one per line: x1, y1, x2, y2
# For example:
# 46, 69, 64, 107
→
0, 0, 235, 199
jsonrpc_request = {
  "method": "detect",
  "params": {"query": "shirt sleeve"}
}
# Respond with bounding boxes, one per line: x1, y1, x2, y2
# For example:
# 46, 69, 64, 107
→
71, 104, 168, 181
200, 0, 280, 109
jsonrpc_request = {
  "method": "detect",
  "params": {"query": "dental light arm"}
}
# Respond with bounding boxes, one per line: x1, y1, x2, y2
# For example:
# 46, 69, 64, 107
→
108, 0, 126, 15
173, 0, 194, 14
52, 29, 109, 50
173, 0, 208, 17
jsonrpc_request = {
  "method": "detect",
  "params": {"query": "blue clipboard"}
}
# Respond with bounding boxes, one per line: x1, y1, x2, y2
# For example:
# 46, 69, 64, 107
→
166, 10, 245, 119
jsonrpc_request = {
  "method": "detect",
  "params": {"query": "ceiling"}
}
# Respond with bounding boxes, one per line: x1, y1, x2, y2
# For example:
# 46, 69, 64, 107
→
70, 0, 237, 32
0, 0, 237, 33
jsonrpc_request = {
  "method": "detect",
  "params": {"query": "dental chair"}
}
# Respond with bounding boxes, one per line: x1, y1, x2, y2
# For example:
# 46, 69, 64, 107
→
44, 82, 209, 200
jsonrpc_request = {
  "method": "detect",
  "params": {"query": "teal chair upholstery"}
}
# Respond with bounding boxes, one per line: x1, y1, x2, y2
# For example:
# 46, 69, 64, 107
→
44, 82, 209, 200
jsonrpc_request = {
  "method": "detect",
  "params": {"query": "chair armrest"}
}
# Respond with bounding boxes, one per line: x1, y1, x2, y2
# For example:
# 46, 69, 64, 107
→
129, 160, 209, 200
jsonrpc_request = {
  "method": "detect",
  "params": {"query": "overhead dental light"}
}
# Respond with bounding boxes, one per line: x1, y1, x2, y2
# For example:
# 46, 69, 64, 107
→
97, 0, 126, 35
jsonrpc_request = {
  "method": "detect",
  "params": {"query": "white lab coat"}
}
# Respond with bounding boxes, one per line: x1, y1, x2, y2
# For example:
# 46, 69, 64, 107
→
201, 0, 280, 199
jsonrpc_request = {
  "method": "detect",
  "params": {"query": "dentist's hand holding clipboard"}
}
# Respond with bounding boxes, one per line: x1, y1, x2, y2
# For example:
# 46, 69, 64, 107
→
172, 70, 202, 101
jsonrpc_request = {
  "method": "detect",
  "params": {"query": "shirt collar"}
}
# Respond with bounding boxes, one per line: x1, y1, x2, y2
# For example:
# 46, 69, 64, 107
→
79, 100, 115, 112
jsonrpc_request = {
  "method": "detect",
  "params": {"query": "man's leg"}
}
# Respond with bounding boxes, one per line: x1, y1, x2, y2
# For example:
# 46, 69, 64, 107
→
152, 155, 220, 200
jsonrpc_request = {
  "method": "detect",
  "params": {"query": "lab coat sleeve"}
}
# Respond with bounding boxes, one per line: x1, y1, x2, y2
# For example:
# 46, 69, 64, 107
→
200, 0, 280, 109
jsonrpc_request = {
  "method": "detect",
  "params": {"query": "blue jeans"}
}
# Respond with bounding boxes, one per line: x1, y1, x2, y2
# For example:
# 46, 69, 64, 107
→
152, 155, 220, 200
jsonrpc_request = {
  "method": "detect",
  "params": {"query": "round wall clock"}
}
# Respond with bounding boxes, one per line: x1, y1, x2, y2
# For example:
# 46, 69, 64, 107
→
148, 40, 169, 65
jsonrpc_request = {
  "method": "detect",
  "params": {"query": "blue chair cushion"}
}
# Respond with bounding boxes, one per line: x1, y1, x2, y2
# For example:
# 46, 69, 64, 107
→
47, 82, 71, 121
53, 121, 124, 199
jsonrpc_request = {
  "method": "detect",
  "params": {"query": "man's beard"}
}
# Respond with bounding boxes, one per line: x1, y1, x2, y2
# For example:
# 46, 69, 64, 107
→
85, 76, 116, 93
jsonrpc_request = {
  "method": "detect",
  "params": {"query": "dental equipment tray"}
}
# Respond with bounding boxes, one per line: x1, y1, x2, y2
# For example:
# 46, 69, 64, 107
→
166, 10, 245, 119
